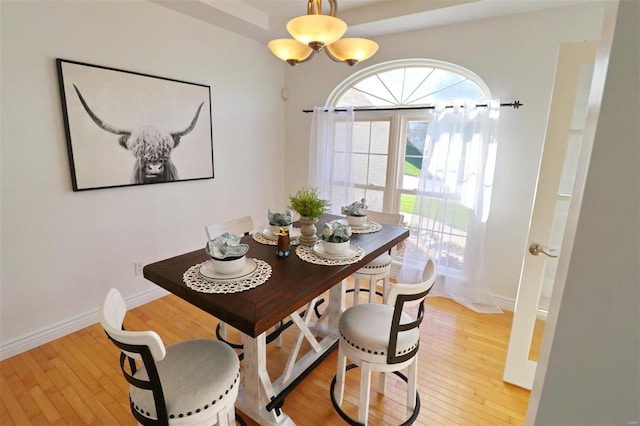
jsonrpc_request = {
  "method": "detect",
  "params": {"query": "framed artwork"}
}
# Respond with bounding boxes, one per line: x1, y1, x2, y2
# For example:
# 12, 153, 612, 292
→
56, 58, 214, 191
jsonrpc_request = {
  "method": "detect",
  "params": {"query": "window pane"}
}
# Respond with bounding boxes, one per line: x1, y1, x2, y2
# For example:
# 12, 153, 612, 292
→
337, 89, 381, 107
558, 134, 583, 196
370, 121, 390, 154
377, 69, 405, 104
402, 67, 434, 103
403, 121, 428, 191
352, 153, 369, 185
353, 77, 395, 104
424, 80, 487, 103
571, 63, 595, 130
352, 122, 372, 152
362, 189, 384, 211
406, 69, 465, 103
369, 154, 387, 186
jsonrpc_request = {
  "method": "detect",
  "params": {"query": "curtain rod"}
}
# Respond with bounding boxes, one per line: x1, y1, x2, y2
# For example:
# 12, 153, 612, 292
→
302, 100, 522, 113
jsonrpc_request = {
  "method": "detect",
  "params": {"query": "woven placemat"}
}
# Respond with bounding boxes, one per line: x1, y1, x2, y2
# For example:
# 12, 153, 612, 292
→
252, 232, 300, 246
183, 258, 272, 294
329, 220, 382, 234
295, 244, 365, 266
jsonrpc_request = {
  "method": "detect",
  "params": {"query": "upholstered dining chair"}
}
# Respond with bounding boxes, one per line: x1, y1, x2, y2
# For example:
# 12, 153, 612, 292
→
100, 288, 241, 426
349, 210, 404, 304
205, 215, 254, 241
331, 258, 437, 425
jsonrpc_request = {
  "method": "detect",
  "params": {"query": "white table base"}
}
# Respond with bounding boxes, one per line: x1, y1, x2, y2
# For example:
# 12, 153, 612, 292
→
235, 280, 346, 425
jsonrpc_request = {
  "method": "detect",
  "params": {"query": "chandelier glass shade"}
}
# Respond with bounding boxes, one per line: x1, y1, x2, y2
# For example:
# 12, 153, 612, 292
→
325, 38, 379, 65
268, 39, 314, 65
286, 15, 347, 47
267, 0, 378, 66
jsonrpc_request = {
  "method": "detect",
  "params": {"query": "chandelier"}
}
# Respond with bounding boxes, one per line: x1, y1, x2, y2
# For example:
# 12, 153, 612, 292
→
268, 0, 379, 66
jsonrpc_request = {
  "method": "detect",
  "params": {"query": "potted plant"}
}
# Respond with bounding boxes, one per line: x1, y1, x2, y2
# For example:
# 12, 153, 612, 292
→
320, 222, 352, 255
288, 187, 330, 246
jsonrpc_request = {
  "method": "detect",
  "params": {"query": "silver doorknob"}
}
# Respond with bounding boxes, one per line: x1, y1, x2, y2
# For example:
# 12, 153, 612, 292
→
529, 243, 559, 258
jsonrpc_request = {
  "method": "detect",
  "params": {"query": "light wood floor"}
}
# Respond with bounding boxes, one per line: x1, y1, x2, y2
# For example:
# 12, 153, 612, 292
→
1, 289, 543, 425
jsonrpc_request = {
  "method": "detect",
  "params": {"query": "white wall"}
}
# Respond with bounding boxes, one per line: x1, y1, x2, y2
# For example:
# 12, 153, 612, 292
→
281, 2, 606, 304
0, 0, 286, 359
531, 0, 639, 423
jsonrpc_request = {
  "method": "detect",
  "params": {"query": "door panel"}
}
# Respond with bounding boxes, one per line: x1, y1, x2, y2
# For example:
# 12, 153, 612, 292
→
503, 41, 598, 389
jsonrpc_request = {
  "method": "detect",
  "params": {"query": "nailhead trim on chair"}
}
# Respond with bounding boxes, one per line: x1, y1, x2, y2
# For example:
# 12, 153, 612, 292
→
339, 329, 418, 357
357, 261, 391, 271
132, 372, 239, 420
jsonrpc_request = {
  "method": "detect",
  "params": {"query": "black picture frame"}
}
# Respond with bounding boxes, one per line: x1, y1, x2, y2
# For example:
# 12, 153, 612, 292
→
56, 59, 214, 191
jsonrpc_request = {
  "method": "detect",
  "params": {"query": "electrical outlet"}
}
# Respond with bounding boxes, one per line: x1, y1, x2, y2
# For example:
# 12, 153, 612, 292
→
134, 261, 144, 275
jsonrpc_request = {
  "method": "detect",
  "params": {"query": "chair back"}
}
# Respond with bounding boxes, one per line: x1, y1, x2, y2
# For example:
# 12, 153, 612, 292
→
363, 210, 404, 227
205, 215, 254, 240
384, 258, 437, 364
364, 210, 404, 260
100, 288, 169, 425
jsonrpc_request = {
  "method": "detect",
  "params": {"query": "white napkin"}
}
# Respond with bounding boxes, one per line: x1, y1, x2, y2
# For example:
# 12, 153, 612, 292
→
341, 198, 368, 216
206, 232, 249, 259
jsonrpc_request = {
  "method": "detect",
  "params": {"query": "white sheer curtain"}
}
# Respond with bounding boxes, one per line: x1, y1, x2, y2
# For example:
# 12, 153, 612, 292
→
398, 101, 502, 313
308, 106, 355, 213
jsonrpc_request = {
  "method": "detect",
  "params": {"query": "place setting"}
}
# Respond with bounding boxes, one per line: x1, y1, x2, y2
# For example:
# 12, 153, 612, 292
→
183, 232, 272, 294
330, 198, 382, 234
296, 221, 365, 266
253, 209, 302, 246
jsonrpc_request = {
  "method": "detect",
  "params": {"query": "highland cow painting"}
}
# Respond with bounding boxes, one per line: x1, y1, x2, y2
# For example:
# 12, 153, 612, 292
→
56, 59, 214, 191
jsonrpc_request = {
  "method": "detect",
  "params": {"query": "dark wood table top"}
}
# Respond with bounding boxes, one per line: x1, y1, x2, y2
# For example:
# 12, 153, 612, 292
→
143, 214, 409, 338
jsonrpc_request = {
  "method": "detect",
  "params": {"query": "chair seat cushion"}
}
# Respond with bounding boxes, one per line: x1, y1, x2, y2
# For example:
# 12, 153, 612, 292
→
355, 252, 392, 274
339, 303, 419, 358
130, 339, 239, 420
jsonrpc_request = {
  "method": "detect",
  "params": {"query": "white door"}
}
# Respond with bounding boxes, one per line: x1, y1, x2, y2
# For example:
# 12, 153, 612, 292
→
503, 41, 598, 390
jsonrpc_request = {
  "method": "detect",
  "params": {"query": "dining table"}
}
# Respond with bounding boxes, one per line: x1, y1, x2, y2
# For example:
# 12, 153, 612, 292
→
143, 214, 409, 425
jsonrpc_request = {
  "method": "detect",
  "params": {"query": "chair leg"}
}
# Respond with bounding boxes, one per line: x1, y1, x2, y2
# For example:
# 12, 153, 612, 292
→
353, 278, 361, 304
335, 349, 347, 406
275, 321, 283, 347
358, 362, 372, 425
383, 276, 390, 303
368, 275, 377, 303
219, 321, 228, 340
383, 276, 391, 304
218, 408, 230, 426
407, 357, 418, 413
377, 371, 386, 395
227, 405, 236, 425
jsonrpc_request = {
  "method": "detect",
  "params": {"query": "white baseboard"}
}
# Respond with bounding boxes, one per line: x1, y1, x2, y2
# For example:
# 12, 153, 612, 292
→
491, 293, 516, 312
491, 293, 549, 320
0, 287, 168, 361
391, 261, 550, 319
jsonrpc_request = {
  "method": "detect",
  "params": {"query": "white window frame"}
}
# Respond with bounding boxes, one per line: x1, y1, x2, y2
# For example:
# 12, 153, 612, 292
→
325, 59, 492, 217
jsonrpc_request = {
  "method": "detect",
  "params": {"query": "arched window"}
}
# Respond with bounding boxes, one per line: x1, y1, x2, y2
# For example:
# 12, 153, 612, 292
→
325, 59, 491, 272
329, 58, 490, 107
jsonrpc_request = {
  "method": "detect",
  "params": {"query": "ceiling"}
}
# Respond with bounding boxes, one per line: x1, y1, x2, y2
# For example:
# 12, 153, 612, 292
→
152, 0, 592, 44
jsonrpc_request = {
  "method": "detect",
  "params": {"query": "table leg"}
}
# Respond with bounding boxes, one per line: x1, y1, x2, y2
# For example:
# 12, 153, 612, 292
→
236, 333, 294, 425
327, 278, 346, 337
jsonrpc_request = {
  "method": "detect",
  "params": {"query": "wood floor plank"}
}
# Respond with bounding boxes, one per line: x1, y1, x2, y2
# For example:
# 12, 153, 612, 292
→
0, 375, 32, 425
59, 385, 97, 425
0, 295, 534, 425
28, 385, 61, 423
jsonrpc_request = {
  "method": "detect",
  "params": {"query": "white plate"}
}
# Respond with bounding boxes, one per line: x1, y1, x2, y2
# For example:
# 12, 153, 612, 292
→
261, 228, 301, 241
335, 218, 372, 230
199, 258, 257, 281
313, 243, 360, 260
